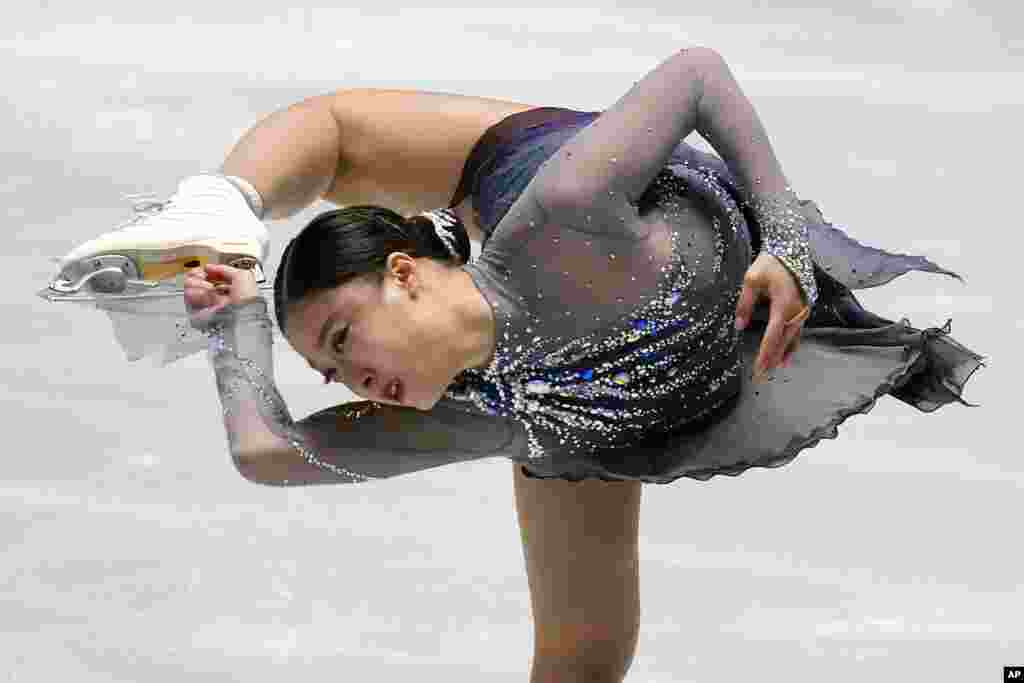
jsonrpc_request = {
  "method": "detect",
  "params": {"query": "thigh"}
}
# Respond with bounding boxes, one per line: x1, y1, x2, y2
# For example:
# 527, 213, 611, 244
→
512, 464, 643, 669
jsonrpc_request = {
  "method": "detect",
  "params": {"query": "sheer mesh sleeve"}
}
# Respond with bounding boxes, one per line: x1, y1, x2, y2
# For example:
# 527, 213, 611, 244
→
527, 46, 817, 307
196, 298, 521, 486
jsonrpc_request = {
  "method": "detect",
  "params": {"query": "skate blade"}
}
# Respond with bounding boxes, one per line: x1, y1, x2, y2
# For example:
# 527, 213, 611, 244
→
60, 240, 267, 282
36, 282, 274, 303
40, 249, 268, 303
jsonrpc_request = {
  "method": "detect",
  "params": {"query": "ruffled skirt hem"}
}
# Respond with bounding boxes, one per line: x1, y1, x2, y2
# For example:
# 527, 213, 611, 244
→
520, 290, 986, 485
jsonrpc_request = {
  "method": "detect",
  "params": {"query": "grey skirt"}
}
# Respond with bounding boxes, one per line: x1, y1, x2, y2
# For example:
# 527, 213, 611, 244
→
520, 201, 984, 484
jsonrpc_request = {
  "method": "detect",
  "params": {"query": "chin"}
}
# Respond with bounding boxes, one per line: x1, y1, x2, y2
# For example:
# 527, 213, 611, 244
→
415, 387, 445, 411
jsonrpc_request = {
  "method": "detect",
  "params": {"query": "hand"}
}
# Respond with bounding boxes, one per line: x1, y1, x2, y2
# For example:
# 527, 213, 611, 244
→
734, 252, 811, 381
184, 263, 259, 324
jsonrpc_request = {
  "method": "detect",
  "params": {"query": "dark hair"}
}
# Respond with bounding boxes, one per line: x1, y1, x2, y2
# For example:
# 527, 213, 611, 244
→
273, 206, 472, 334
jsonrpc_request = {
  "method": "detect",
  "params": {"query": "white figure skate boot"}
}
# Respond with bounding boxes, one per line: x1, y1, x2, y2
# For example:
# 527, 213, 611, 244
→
39, 174, 270, 302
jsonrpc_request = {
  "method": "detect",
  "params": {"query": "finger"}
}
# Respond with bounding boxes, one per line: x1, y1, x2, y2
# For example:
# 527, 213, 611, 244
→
735, 281, 756, 331
183, 281, 207, 298
770, 317, 794, 370
184, 275, 214, 289
755, 309, 787, 377
203, 263, 236, 282
781, 334, 800, 367
183, 289, 212, 312
186, 269, 214, 289
779, 324, 802, 367
760, 292, 805, 374
774, 303, 807, 368
776, 302, 809, 368
784, 304, 811, 328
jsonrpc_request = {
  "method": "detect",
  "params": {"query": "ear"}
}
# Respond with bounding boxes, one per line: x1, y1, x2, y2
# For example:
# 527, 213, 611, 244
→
382, 253, 420, 303
387, 252, 424, 289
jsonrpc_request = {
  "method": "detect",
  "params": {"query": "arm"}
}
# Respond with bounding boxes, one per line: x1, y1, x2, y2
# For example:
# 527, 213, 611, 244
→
530, 47, 817, 307
200, 298, 519, 486
220, 89, 533, 221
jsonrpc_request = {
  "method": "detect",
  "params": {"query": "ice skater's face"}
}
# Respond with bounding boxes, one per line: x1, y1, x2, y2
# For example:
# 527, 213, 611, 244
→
284, 252, 465, 411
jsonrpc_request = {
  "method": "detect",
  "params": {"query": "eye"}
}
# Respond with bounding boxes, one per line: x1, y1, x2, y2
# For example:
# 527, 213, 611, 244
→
320, 326, 349, 384
332, 326, 349, 356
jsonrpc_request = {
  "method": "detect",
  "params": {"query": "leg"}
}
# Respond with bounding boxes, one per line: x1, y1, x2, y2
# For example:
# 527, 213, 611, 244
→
221, 94, 344, 220
513, 464, 642, 683
220, 89, 534, 220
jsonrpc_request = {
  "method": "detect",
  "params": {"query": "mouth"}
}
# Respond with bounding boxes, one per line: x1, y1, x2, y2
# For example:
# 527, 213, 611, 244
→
387, 378, 404, 405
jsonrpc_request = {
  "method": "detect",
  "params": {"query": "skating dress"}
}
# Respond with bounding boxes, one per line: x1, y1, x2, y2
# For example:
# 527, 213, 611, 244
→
201, 57, 984, 485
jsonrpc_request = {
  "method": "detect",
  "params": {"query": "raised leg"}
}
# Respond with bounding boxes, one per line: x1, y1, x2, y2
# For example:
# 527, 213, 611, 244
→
513, 464, 642, 683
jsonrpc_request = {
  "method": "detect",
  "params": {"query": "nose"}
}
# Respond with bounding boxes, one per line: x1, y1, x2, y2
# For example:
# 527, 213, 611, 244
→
341, 364, 393, 402
351, 370, 385, 402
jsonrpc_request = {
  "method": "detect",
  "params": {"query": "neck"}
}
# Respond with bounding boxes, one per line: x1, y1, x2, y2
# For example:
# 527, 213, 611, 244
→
445, 265, 495, 372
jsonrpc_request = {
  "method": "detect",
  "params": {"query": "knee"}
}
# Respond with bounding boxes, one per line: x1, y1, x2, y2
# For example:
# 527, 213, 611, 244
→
531, 622, 639, 683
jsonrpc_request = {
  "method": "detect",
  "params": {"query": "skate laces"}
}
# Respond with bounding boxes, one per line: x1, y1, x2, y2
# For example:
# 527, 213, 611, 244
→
114, 192, 173, 232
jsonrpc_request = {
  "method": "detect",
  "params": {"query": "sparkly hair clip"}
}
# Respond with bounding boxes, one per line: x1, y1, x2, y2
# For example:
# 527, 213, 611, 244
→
419, 208, 461, 261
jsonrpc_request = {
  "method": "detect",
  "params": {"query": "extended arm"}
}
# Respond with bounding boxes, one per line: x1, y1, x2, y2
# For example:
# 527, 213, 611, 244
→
199, 298, 519, 486
530, 47, 817, 307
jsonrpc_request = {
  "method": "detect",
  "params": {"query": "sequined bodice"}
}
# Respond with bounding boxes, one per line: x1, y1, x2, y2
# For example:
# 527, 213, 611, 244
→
441, 169, 752, 465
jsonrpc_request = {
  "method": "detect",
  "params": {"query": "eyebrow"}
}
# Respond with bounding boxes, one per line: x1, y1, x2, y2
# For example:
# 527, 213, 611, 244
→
317, 311, 342, 353
305, 312, 343, 376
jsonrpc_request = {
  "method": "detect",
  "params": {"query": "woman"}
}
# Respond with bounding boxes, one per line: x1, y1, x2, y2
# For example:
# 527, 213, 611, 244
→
58, 47, 982, 681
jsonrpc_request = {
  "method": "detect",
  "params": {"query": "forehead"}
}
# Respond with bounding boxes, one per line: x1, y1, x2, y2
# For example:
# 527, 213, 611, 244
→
284, 289, 341, 354
284, 275, 378, 357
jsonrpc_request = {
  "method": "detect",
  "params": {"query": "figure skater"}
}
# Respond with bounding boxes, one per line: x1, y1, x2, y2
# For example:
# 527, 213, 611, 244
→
53, 47, 983, 682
